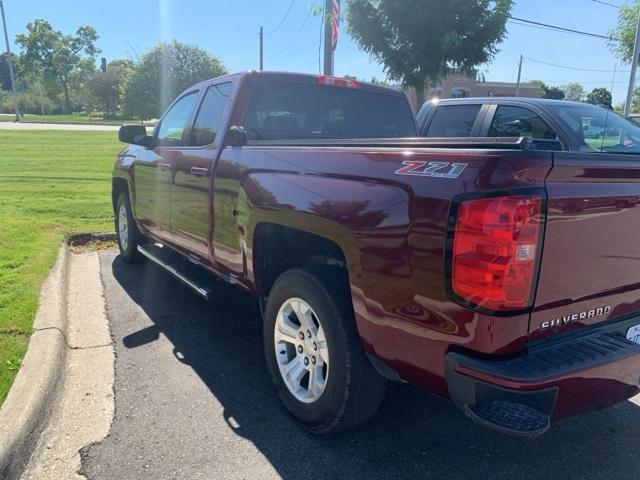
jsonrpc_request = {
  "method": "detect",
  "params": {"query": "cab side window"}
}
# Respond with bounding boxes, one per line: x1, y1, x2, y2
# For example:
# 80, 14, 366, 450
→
156, 92, 199, 145
190, 82, 233, 146
489, 106, 557, 140
425, 104, 481, 137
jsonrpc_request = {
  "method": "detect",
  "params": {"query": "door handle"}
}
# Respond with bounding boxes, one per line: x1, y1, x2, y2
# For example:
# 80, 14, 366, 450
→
191, 166, 209, 177
158, 162, 171, 171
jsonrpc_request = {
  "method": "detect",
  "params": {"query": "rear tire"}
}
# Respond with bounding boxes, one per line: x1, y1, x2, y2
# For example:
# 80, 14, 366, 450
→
115, 191, 144, 263
263, 267, 387, 433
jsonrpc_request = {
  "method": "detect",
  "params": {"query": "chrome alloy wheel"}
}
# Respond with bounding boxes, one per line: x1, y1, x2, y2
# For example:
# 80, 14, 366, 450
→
274, 298, 329, 403
118, 204, 129, 251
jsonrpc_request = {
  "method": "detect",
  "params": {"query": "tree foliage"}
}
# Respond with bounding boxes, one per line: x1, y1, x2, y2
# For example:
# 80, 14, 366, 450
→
562, 82, 585, 102
346, 0, 512, 107
608, 1, 640, 63
15, 19, 100, 113
632, 86, 640, 114
123, 41, 226, 119
586, 87, 613, 108
540, 83, 565, 100
86, 60, 133, 117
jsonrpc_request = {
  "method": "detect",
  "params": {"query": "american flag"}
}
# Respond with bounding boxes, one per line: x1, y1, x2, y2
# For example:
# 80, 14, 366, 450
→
331, 0, 341, 52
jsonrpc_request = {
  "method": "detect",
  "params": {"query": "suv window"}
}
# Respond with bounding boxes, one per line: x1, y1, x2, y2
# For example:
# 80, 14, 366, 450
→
190, 82, 232, 146
425, 104, 481, 137
489, 105, 557, 141
156, 92, 199, 145
550, 103, 640, 154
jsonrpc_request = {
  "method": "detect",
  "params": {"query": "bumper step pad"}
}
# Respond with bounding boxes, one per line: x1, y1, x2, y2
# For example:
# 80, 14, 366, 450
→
467, 401, 550, 436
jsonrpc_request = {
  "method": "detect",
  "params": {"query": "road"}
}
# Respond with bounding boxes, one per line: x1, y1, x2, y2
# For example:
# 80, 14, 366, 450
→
81, 250, 640, 480
0, 122, 119, 131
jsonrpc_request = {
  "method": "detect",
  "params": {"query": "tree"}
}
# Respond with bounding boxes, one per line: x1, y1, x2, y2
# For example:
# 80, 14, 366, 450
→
608, 1, 640, 63
122, 41, 226, 119
15, 19, 99, 113
346, 0, 512, 108
540, 83, 565, 100
586, 87, 613, 108
86, 60, 133, 117
631, 86, 640, 113
562, 82, 585, 102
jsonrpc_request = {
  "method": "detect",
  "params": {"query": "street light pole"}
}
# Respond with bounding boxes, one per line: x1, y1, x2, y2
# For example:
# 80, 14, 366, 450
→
625, 16, 640, 116
0, 0, 19, 122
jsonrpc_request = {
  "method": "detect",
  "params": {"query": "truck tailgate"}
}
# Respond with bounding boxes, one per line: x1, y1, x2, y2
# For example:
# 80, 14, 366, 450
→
531, 151, 640, 339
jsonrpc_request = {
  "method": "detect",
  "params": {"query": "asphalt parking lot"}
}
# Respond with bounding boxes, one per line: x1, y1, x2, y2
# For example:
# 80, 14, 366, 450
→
81, 250, 640, 480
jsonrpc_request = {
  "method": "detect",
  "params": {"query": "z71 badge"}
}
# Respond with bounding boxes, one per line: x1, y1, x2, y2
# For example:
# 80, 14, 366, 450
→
394, 161, 468, 179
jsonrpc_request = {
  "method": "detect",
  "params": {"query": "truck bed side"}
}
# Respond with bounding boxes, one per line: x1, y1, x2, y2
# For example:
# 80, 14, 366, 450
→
212, 144, 553, 396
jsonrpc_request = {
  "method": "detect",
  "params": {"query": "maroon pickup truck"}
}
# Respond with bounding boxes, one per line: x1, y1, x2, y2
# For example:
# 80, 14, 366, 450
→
113, 71, 640, 436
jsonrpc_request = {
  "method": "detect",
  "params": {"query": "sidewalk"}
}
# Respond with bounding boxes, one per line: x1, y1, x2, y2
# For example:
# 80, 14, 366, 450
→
0, 122, 119, 131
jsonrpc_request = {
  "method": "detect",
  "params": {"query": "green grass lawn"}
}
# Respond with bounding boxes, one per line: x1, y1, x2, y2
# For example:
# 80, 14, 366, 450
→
0, 130, 121, 403
0, 113, 145, 126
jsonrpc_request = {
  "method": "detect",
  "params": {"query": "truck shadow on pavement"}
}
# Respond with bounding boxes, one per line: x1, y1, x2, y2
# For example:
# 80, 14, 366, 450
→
103, 255, 640, 480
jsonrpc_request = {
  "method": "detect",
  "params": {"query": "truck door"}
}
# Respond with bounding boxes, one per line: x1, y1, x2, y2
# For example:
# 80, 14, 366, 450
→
133, 90, 199, 242
169, 81, 234, 263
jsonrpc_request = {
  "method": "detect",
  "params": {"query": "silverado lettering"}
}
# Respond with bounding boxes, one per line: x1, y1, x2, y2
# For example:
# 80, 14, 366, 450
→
541, 306, 611, 330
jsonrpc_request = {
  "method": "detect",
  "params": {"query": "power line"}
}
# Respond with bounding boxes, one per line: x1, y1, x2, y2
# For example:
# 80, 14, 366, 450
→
523, 56, 628, 73
591, 0, 621, 8
508, 15, 616, 40
268, 0, 297, 34
269, 5, 314, 59
507, 19, 615, 40
523, 78, 627, 85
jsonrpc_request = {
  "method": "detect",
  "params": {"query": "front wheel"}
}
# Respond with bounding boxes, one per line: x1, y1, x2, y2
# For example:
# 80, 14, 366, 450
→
115, 191, 143, 262
263, 268, 387, 433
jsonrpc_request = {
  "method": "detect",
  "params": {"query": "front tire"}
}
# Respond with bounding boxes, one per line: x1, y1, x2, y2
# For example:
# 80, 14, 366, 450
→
263, 268, 387, 433
115, 191, 143, 262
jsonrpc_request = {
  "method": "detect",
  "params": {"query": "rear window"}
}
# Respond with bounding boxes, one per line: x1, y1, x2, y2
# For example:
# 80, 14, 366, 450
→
425, 104, 481, 137
244, 81, 416, 140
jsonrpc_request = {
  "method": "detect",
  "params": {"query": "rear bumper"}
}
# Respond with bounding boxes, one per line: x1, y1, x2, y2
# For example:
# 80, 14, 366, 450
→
445, 316, 640, 435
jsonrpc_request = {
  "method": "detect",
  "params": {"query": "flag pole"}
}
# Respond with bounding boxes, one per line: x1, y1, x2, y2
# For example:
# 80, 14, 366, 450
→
323, 0, 332, 75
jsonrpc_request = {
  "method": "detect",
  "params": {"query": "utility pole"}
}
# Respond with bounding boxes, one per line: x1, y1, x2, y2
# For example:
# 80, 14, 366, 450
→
0, 0, 19, 122
323, 0, 333, 75
625, 16, 640, 116
259, 26, 263, 71
515, 54, 523, 97
610, 63, 617, 96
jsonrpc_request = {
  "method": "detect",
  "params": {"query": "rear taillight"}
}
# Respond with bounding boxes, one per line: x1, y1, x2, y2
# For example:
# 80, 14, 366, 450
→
449, 194, 544, 312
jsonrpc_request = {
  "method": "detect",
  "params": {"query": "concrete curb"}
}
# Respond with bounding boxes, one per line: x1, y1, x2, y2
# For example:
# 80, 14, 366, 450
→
0, 244, 70, 479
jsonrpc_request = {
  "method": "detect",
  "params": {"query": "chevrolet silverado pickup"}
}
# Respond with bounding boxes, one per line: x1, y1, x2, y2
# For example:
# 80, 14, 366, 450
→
112, 71, 640, 435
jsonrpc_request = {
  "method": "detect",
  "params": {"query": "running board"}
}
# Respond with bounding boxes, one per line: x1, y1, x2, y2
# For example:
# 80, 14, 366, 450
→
137, 244, 222, 300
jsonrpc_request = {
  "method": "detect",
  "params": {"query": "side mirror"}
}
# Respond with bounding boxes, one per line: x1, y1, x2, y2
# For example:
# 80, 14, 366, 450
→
118, 124, 158, 148
228, 125, 248, 147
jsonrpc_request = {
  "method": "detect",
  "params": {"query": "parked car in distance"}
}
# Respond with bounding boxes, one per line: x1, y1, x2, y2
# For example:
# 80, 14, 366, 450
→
113, 72, 640, 436
416, 97, 640, 154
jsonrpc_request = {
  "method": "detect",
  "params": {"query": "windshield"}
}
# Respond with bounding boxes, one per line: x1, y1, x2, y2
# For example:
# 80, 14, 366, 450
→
550, 104, 640, 154
244, 81, 417, 140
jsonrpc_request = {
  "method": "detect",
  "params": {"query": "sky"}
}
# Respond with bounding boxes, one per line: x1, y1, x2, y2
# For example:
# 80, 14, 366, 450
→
1, 0, 631, 104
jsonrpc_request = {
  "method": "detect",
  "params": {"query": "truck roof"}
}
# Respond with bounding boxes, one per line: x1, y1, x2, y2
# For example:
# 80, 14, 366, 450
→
192, 70, 407, 98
